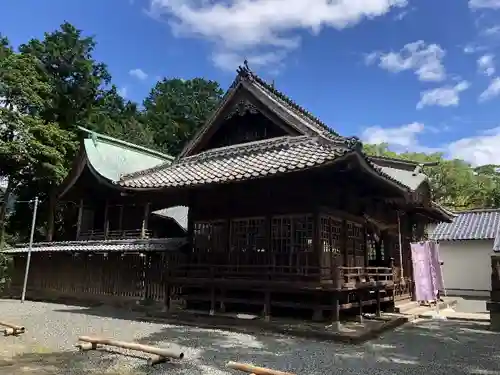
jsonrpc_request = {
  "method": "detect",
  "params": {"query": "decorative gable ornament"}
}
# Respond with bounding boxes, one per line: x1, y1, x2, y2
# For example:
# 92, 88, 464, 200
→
224, 100, 259, 120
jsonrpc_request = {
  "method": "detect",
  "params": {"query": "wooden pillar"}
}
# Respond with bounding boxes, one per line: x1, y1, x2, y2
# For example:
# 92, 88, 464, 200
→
76, 199, 84, 240
313, 208, 321, 274
118, 205, 124, 233
103, 201, 109, 240
341, 220, 348, 267
141, 203, 150, 239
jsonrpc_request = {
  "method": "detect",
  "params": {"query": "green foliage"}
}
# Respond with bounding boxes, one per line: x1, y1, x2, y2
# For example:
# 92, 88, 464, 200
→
364, 143, 500, 211
0, 250, 13, 292
142, 78, 223, 155
0, 22, 224, 242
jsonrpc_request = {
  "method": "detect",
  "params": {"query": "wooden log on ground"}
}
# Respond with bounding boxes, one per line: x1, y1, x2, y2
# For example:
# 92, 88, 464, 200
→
0, 321, 25, 336
226, 361, 296, 375
77, 336, 184, 365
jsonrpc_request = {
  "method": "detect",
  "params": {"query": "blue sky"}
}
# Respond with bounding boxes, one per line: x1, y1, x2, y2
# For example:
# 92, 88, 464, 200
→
2, 0, 500, 166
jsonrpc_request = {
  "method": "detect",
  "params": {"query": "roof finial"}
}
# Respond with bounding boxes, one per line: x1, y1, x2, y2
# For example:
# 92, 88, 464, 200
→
243, 59, 250, 71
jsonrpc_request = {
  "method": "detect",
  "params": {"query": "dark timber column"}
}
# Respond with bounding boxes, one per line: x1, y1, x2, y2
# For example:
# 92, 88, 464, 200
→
76, 199, 84, 240
262, 215, 272, 321
141, 203, 150, 239
312, 207, 323, 321
489, 254, 500, 331
118, 205, 124, 233
103, 200, 109, 240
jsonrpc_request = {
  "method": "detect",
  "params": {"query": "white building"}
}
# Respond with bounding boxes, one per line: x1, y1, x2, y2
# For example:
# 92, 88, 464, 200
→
428, 209, 499, 298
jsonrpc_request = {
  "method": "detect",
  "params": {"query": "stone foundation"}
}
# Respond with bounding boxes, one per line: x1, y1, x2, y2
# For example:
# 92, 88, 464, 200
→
490, 255, 500, 331
487, 301, 500, 331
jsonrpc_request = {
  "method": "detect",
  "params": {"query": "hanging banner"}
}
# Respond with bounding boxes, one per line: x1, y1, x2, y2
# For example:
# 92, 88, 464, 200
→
411, 242, 435, 302
429, 241, 444, 293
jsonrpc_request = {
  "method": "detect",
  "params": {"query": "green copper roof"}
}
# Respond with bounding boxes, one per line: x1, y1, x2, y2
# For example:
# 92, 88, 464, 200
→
79, 126, 173, 182
378, 165, 428, 191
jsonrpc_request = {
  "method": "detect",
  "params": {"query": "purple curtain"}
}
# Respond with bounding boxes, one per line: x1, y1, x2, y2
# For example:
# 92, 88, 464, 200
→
429, 241, 445, 292
411, 242, 435, 302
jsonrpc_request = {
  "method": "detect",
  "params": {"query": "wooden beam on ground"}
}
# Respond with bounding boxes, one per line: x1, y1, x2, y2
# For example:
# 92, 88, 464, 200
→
0, 321, 25, 336
76, 336, 184, 366
226, 361, 296, 375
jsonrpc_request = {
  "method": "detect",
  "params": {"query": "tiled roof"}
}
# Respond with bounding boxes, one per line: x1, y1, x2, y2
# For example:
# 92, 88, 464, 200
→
429, 209, 500, 241
119, 135, 411, 191
3, 238, 187, 254
119, 136, 352, 189
377, 165, 427, 191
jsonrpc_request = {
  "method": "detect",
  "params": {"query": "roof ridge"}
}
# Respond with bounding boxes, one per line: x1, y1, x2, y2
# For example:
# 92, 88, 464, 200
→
120, 135, 328, 182
78, 126, 174, 161
369, 155, 423, 165
234, 64, 341, 138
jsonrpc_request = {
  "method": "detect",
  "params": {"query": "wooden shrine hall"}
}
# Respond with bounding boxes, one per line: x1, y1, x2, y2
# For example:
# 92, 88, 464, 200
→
112, 64, 453, 321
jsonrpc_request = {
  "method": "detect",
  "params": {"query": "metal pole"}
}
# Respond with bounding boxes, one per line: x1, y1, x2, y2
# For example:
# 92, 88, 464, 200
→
21, 196, 38, 303
397, 211, 404, 282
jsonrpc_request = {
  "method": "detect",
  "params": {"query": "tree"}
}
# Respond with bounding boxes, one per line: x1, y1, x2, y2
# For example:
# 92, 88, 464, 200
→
16, 22, 111, 240
18, 22, 111, 131
0, 53, 77, 244
363, 143, 500, 211
89, 86, 155, 149
142, 78, 223, 155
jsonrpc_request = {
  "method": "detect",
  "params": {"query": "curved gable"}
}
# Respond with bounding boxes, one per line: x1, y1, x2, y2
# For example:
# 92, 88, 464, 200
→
58, 128, 173, 198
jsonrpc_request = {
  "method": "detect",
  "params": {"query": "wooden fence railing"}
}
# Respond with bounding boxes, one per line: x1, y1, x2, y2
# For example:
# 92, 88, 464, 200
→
168, 264, 394, 288
8, 252, 169, 304
77, 229, 153, 241
6, 254, 395, 305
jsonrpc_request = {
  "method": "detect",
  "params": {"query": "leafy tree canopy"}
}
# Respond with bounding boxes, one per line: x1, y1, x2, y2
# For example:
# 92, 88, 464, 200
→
363, 143, 500, 211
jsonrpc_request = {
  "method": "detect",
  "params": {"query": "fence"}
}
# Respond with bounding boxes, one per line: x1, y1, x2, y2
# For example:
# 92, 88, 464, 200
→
7, 252, 173, 306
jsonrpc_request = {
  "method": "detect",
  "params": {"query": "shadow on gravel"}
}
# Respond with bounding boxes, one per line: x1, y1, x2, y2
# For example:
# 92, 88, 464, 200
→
0, 348, 159, 375
51, 305, 500, 375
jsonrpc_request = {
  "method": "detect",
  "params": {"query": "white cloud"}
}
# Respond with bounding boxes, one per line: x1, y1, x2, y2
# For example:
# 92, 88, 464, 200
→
129, 68, 148, 80
416, 81, 470, 109
478, 54, 495, 76
481, 25, 500, 36
361, 122, 500, 166
479, 76, 500, 101
361, 122, 426, 150
212, 51, 286, 72
148, 0, 408, 70
469, 0, 500, 9
365, 41, 446, 82
448, 127, 500, 166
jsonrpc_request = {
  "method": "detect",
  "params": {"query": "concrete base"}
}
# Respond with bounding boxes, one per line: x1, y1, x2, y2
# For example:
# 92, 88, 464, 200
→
490, 312, 500, 331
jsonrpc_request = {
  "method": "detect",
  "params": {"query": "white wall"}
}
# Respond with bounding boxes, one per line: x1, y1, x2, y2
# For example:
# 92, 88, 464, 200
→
438, 239, 492, 297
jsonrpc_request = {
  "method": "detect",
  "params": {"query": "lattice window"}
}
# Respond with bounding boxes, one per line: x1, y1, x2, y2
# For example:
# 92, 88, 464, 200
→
346, 221, 365, 267
230, 217, 266, 253
271, 215, 313, 253
193, 221, 227, 255
271, 216, 291, 254
367, 233, 377, 261
320, 216, 342, 254
292, 216, 314, 253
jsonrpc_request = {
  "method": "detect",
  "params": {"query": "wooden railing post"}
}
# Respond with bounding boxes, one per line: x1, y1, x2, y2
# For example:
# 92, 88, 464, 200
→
488, 254, 500, 331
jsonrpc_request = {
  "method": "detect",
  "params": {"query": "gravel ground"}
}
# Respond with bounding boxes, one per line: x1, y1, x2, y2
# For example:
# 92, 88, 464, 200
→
453, 297, 488, 314
0, 300, 499, 375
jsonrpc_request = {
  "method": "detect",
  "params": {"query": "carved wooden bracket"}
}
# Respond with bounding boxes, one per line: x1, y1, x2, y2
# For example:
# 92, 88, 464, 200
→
225, 100, 259, 120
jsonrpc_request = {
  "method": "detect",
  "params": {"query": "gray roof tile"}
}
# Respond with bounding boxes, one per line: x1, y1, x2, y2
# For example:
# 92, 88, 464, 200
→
119, 136, 354, 189
429, 209, 500, 241
4, 238, 187, 254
